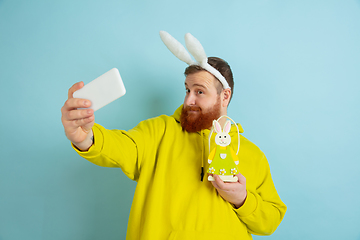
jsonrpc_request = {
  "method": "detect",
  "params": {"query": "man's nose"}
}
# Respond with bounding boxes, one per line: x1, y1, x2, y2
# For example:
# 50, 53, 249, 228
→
185, 93, 196, 106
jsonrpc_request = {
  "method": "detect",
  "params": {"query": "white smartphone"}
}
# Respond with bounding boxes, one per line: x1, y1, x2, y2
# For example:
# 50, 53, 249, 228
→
73, 68, 126, 111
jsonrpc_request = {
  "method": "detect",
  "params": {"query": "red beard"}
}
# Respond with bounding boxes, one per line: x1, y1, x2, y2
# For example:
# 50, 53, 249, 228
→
180, 100, 221, 133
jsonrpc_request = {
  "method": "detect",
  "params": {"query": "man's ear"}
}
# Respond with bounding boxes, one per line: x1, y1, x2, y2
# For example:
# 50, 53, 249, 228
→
222, 89, 231, 107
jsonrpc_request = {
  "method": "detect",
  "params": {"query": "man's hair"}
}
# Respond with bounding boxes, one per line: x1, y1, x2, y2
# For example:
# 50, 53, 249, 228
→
184, 57, 234, 102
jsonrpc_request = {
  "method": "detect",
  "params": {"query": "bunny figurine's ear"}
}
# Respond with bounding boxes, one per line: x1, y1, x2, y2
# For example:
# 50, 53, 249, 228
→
223, 120, 231, 134
213, 120, 222, 133
159, 31, 195, 65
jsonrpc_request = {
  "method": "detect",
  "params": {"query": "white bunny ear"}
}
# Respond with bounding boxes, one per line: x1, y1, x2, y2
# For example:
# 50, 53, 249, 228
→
159, 31, 195, 65
184, 33, 230, 90
160, 30, 231, 90
213, 120, 222, 133
184, 33, 208, 65
224, 120, 231, 134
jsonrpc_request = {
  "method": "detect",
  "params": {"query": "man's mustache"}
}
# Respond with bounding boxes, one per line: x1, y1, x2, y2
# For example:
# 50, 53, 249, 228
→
184, 106, 201, 112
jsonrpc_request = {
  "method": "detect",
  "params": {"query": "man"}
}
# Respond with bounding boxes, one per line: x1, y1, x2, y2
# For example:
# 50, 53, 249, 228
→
61, 56, 286, 239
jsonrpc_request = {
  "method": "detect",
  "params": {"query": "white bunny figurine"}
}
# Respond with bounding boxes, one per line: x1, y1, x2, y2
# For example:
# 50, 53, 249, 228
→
207, 119, 239, 182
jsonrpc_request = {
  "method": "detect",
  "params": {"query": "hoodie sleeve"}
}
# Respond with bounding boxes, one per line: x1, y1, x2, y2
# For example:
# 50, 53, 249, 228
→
72, 123, 140, 180
232, 154, 287, 235
73, 117, 166, 181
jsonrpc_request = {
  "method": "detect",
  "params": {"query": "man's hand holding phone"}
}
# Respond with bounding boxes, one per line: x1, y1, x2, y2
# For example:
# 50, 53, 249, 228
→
61, 81, 95, 151
61, 68, 126, 151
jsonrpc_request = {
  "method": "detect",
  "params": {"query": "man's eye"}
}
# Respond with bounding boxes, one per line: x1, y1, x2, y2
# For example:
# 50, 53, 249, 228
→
185, 89, 190, 93
198, 90, 203, 94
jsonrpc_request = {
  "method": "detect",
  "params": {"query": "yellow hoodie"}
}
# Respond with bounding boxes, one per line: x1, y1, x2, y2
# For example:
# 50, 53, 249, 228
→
73, 105, 286, 239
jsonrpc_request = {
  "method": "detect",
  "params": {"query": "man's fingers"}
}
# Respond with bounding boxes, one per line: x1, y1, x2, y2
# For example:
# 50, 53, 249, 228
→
62, 98, 91, 112
62, 115, 94, 140
65, 108, 93, 121
61, 111, 94, 133
68, 81, 84, 99
213, 174, 229, 190
212, 174, 245, 191
81, 116, 95, 132
236, 173, 246, 185
63, 113, 94, 127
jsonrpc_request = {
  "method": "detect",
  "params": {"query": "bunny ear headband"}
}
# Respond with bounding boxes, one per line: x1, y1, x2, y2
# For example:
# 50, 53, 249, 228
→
159, 31, 230, 90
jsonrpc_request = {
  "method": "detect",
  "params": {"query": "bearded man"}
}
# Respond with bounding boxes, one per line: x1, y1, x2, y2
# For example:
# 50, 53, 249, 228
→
61, 56, 286, 240
180, 57, 231, 133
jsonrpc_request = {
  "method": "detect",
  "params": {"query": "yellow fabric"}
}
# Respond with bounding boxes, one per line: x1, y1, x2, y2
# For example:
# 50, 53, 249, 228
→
73, 105, 287, 239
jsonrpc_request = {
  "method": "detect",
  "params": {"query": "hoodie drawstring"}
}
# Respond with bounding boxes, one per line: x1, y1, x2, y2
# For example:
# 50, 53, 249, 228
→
200, 130, 205, 181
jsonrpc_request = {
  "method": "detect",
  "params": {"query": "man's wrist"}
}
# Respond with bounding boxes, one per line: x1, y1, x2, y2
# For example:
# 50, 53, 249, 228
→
232, 191, 248, 209
73, 132, 94, 151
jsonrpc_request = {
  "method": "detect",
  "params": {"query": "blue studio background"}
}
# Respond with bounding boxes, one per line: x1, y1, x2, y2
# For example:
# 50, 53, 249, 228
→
1, 0, 360, 239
